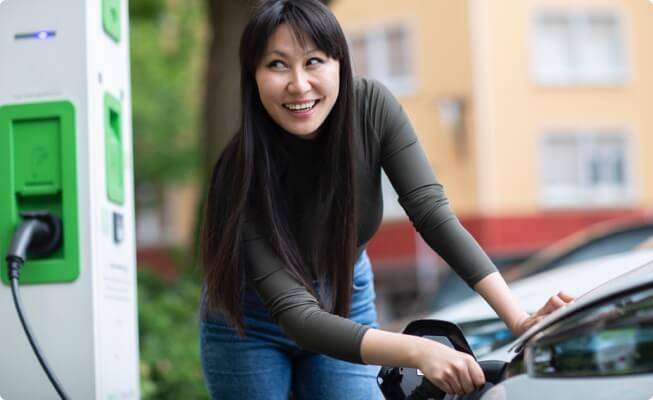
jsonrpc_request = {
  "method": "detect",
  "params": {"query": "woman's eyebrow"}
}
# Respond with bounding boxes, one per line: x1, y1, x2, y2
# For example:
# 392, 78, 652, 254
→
264, 48, 320, 58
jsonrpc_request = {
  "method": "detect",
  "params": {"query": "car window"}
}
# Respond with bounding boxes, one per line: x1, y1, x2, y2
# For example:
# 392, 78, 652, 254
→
526, 285, 653, 377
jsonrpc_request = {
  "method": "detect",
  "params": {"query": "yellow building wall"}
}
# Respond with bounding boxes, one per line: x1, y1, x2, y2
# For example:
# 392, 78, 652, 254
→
479, 0, 653, 213
331, 0, 480, 213
333, 0, 653, 216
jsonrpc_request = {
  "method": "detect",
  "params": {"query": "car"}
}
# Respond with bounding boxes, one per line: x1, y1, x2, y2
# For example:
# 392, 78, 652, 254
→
429, 248, 653, 359
379, 250, 653, 400
430, 216, 653, 311
503, 215, 653, 281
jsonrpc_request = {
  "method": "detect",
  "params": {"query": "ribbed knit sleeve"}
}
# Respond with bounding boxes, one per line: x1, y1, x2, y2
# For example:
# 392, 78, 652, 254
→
243, 226, 369, 364
364, 78, 498, 287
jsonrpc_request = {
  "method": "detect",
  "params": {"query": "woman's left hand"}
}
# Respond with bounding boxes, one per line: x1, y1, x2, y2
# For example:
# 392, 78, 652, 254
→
513, 291, 575, 336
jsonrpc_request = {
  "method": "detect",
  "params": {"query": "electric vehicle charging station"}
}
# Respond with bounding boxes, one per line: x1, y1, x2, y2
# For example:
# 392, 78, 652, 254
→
0, 0, 140, 398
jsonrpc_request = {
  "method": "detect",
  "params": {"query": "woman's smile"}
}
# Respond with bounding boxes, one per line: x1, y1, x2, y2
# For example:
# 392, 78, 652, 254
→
283, 99, 319, 112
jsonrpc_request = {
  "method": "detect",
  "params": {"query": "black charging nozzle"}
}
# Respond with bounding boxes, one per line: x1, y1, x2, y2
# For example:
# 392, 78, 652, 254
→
6, 211, 62, 280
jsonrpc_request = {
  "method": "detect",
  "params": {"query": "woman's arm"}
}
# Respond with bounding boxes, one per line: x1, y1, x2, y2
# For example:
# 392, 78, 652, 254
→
474, 272, 574, 336
366, 78, 574, 336
244, 232, 487, 395
243, 233, 368, 363
368, 77, 498, 288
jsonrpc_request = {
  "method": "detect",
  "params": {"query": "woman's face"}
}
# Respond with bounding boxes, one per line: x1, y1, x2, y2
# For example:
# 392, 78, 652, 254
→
255, 24, 340, 139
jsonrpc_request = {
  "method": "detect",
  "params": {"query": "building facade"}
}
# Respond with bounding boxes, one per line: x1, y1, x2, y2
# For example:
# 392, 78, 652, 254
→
331, 0, 653, 263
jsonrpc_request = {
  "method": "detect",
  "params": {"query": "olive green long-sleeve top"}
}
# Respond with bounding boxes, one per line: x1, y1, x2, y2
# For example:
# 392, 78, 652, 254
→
243, 78, 497, 364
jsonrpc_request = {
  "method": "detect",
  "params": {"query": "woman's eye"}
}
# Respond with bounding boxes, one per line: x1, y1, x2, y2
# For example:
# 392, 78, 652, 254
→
307, 57, 324, 66
267, 60, 286, 69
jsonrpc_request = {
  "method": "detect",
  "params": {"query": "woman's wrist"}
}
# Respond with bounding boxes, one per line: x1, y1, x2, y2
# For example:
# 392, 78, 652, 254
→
507, 311, 530, 336
473, 272, 530, 336
408, 336, 433, 369
361, 328, 429, 369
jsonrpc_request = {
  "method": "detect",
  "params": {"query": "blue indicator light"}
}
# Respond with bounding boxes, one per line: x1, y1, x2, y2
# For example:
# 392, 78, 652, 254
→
15, 30, 56, 40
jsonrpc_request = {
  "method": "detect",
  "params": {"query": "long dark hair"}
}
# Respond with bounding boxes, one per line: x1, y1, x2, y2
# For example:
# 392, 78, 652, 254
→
201, 0, 357, 333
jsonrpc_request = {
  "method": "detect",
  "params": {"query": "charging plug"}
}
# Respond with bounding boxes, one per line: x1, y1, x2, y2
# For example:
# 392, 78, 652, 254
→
6, 211, 62, 278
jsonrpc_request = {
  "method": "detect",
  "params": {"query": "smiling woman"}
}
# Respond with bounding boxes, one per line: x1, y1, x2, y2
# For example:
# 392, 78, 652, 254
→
198, 1, 571, 399
255, 25, 340, 139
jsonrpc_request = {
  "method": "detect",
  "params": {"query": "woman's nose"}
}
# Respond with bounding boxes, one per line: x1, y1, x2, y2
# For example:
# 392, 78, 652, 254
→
287, 69, 311, 94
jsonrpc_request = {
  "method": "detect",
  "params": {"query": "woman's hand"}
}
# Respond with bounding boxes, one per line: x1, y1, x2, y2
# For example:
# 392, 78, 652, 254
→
512, 291, 575, 336
415, 338, 486, 396
361, 328, 485, 395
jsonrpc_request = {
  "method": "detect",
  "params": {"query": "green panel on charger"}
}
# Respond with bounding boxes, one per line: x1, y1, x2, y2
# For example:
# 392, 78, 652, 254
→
0, 101, 80, 285
102, 0, 121, 42
105, 92, 124, 205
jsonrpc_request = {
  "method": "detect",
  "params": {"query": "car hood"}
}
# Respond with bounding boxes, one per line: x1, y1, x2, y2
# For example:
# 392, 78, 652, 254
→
509, 256, 653, 351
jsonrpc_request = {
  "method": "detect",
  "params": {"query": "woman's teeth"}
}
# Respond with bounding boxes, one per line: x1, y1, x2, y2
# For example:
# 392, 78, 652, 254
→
283, 100, 317, 111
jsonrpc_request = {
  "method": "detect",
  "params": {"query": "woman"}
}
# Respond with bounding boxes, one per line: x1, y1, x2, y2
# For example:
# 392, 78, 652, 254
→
199, 1, 573, 399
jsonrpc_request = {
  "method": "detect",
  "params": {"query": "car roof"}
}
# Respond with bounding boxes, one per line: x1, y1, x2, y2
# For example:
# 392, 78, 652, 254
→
429, 248, 653, 324
510, 253, 653, 350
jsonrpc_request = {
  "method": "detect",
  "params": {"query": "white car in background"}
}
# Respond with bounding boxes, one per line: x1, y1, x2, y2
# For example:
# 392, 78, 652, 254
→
429, 248, 653, 360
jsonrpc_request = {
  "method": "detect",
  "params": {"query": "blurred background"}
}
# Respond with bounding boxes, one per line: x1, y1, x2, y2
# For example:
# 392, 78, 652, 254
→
130, 0, 653, 398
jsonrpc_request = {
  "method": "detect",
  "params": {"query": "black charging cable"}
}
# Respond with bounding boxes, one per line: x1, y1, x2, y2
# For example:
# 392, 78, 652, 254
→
5, 211, 70, 400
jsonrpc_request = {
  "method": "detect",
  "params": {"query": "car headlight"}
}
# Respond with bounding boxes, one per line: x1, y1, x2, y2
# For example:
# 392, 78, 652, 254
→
525, 285, 653, 378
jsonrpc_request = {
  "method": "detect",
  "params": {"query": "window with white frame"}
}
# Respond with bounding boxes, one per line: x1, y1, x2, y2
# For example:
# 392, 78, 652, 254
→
348, 25, 415, 96
531, 9, 627, 85
539, 131, 632, 207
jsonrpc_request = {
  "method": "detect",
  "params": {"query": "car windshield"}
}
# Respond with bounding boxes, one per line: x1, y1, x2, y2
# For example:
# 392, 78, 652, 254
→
527, 285, 653, 377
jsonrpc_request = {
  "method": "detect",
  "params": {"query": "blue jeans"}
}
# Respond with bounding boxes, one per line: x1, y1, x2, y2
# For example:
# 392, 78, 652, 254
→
199, 251, 383, 400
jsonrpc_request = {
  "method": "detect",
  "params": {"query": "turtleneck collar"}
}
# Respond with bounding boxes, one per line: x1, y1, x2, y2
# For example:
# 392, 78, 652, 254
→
279, 129, 324, 156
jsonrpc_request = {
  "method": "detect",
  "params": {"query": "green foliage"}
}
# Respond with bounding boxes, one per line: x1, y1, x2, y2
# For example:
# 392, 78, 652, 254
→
129, 0, 163, 19
138, 264, 208, 399
129, 0, 204, 185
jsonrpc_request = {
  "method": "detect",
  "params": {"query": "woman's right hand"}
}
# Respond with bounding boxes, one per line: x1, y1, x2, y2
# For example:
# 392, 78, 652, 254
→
415, 338, 486, 395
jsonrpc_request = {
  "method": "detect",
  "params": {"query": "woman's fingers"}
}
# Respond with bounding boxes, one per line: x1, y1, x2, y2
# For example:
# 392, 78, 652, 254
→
537, 294, 566, 316
456, 362, 475, 394
557, 291, 575, 303
442, 366, 464, 394
421, 342, 486, 395
549, 294, 566, 308
468, 356, 486, 388
447, 355, 483, 394
439, 381, 454, 396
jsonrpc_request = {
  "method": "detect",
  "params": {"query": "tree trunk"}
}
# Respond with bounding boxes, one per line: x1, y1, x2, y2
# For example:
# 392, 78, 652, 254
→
201, 0, 256, 178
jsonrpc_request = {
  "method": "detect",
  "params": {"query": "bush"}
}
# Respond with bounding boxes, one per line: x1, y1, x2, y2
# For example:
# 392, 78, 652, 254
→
138, 266, 208, 399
